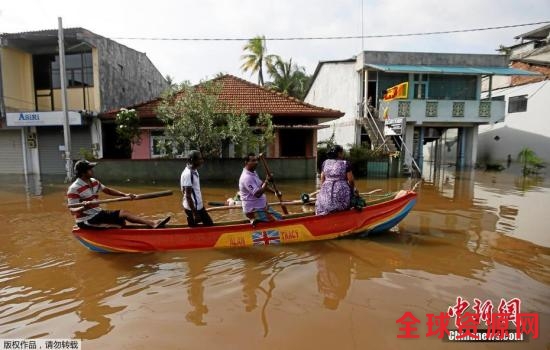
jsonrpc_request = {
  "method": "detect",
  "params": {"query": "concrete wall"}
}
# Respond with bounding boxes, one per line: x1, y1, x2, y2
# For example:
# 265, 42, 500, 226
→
131, 129, 152, 159
83, 35, 168, 112
361, 51, 508, 67
481, 75, 511, 92
478, 80, 550, 163
92, 158, 317, 183
304, 61, 358, 147
480, 80, 550, 135
477, 127, 550, 164
1, 47, 34, 112
36, 87, 98, 111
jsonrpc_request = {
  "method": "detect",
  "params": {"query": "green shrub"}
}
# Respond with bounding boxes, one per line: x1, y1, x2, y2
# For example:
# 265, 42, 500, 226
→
349, 145, 391, 176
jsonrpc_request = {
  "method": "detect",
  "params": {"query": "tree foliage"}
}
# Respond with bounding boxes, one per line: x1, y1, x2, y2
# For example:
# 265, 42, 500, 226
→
156, 80, 274, 158
240, 36, 278, 86
115, 108, 141, 148
316, 127, 336, 172
266, 57, 310, 100
517, 147, 544, 175
254, 112, 275, 151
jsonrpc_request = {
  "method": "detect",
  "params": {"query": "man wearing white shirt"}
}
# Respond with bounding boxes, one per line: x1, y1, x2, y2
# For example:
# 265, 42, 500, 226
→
180, 150, 214, 227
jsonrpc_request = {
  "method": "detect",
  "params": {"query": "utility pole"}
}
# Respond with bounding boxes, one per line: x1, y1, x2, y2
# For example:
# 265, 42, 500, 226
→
58, 17, 72, 182
0, 37, 6, 119
361, 0, 364, 52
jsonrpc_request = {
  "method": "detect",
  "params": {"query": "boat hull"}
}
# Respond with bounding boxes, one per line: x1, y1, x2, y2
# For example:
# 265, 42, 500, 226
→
73, 191, 417, 253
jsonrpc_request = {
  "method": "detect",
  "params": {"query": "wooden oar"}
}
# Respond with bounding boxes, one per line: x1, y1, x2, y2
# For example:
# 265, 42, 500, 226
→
362, 189, 382, 195
207, 189, 384, 212
67, 190, 173, 208
258, 153, 289, 215
207, 198, 313, 212
207, 201, 228, 207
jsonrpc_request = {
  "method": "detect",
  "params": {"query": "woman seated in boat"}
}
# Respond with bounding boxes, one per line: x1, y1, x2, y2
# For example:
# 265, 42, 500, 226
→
315, 145, 359, 216
238, 153, 282, 224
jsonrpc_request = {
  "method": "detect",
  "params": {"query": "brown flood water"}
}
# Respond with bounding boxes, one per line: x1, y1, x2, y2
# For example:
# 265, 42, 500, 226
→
1, 167, 549, 349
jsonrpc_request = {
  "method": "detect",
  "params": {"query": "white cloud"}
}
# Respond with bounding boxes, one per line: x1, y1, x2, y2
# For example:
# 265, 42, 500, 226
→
1, 0, 549, 83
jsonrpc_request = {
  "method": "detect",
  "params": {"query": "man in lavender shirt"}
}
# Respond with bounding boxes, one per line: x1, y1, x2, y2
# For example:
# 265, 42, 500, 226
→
238, 153, 282, 223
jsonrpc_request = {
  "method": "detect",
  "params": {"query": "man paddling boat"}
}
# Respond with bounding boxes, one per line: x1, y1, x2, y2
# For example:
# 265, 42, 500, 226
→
238, 153, 282, 224
67, 160, 170, 229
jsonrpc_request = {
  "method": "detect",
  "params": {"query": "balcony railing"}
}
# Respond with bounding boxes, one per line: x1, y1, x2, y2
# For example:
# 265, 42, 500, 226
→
380, 99, 504, 124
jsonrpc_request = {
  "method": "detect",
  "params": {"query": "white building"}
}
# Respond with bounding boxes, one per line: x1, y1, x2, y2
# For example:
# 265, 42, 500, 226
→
305, 50, 537, 173
479, 25, 550, 164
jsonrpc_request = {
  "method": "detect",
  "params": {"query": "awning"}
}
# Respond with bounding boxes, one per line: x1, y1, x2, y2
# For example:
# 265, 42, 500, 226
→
364, 64, 540, 76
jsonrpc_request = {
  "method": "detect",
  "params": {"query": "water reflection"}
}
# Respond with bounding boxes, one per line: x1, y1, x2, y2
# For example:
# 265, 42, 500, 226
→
74, 254, 151, 339
315, 245, 352, 310
1, 172, 550, 348
24, 173, 43, 197
220, 249, 317, 336
514, 175, 545, 192
410, 165, 550, 247
185, 258, 209, 326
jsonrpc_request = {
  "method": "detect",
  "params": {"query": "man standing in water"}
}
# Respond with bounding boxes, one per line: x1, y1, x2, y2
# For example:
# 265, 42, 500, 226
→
67, 160, 170, 229
181, 150, 214, 227
238, 153, 282, 224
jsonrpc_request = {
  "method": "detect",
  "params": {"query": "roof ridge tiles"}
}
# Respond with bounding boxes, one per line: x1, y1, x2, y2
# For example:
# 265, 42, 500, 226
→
100, 74, 344, 119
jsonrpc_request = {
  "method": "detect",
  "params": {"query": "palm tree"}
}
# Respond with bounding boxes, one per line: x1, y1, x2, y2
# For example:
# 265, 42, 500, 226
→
267, 57, 310, 99
240, 36, 277, 86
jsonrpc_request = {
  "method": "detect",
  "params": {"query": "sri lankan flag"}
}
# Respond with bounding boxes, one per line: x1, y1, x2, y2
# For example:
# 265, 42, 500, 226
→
383, 82, 408, 101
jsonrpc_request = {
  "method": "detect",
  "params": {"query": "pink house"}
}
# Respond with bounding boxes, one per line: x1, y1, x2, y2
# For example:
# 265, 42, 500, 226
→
99, 75, 344, 159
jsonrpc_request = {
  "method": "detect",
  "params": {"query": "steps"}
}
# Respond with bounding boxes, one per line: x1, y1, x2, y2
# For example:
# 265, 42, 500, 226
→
359, 112, 399, 154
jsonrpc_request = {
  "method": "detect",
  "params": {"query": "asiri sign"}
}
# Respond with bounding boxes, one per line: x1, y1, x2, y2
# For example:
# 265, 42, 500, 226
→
6, 111, 82, 127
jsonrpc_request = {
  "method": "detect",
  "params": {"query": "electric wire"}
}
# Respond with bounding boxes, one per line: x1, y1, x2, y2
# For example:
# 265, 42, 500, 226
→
109, 21, 550, 41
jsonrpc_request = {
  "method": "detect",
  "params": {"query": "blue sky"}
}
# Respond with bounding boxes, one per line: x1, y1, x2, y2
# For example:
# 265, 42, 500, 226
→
1, 0, 549, 83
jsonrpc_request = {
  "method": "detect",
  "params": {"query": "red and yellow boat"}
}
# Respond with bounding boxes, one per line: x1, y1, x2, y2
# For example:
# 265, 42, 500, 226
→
72, 191, 417, 253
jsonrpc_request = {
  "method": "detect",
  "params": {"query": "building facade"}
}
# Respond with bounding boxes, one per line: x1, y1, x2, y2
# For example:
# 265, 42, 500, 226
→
305, 50, 536, 173
478, 25, 550, 164
0, 27, 167, 175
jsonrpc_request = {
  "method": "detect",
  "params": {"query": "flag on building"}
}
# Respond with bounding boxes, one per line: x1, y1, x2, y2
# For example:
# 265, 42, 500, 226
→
383, 82, 408, 101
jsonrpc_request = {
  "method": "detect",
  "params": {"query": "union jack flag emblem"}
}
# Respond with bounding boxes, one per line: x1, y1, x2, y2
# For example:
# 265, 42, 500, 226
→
252, 230, 281, 245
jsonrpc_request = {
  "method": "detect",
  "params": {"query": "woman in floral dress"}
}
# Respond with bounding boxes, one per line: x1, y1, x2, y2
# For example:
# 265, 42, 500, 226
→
315, 145, 359, 215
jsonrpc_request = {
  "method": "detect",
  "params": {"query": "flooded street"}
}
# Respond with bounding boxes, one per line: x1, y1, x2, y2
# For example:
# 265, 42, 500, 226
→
1, 168, 549, 349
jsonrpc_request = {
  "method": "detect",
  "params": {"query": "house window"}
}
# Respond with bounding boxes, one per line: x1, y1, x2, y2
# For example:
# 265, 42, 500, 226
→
508, 95, 528, 113
413, 74, 428, 99
33, 52, 93, 89
150, 130, 188, 158
279, 129, 308, 157
428, 74, 477, 100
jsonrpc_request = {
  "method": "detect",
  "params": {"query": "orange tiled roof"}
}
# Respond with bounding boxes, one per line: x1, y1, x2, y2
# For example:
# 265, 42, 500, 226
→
100, 74, 343, 120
